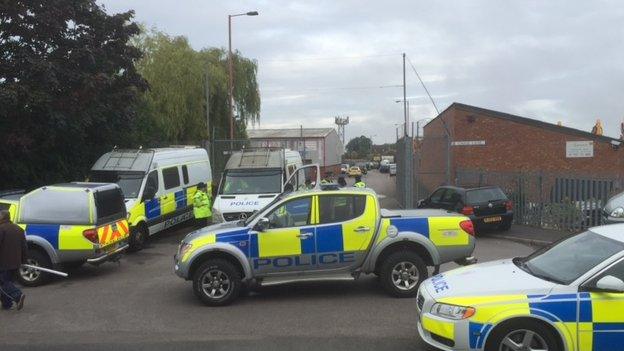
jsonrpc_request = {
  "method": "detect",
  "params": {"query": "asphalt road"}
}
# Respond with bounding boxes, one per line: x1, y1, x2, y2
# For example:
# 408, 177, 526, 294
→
0, 170, 535, 351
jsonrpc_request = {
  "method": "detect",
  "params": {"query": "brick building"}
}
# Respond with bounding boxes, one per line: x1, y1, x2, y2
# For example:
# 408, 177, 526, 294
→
417, 103, 624, 197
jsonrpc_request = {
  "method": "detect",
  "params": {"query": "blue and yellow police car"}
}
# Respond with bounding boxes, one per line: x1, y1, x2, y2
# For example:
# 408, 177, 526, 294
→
417, 224, 624, 351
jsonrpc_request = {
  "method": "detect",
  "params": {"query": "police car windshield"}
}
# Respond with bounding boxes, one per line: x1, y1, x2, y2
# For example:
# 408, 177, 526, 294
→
220, 169, 282, 195
520, 231, 624, 285
90, 171, 144, 199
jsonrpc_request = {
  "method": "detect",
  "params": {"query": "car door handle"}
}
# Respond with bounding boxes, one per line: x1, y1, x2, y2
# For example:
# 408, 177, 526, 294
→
354, 226, 370, 233
297, 233, 313, 239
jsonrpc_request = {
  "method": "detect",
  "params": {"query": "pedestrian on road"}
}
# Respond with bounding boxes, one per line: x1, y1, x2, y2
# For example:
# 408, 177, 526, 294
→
337, 175, 347, 187
193, 183, 212, 228
354, 175, 366, 188
0, 210, 27, 311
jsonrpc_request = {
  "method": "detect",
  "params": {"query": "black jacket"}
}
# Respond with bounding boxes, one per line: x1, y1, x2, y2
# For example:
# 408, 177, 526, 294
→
0, 221, 27, 270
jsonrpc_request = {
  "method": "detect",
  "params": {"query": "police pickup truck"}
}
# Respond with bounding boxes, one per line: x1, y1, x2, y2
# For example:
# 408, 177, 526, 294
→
174, 175, 476, 306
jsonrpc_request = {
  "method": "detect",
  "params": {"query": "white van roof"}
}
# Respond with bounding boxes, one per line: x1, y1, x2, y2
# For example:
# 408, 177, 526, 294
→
91, 146, 208, 172
225, 148, 293, 170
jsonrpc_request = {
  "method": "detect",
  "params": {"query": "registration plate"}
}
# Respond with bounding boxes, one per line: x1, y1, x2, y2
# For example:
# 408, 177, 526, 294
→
483, 216, 502, 223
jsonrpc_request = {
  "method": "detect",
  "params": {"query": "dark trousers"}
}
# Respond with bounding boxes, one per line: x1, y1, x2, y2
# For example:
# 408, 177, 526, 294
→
195, 217, 210, 228
0, 270, 22, 309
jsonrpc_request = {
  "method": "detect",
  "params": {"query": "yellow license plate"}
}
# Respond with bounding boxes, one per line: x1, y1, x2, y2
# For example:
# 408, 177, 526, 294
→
484, 216, 502, 223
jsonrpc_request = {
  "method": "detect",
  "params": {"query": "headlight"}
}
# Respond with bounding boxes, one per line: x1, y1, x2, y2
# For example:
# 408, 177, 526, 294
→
430, 303, 475, 320
610, 207, 624, 218
178, 242, 193, 258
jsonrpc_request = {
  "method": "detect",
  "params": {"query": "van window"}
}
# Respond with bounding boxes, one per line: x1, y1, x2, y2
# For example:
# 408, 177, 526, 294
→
163, 167, 181, 190
94, 188, 127, 225
89, 171, 144, 199
220, 169, 282, 195
19, 188, 92, 225
319, 195, 366, 224
0, 202, 9, 211
182, 165, 189, 185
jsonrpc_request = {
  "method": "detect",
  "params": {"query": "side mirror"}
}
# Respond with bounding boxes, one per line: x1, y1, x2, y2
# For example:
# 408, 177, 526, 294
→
254, 217, 269, 232
595, 275, 624, 293
417, 199, 427, 208
143, 186, 157, 200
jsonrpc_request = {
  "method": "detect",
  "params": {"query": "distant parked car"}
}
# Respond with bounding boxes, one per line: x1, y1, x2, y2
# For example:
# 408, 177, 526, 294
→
348, 166, 362, 177
417, 185, 513, 232
340, 163, 350, 174
603, 191, 624, 224
379, 160, 390, 173
388, 164, 396, 176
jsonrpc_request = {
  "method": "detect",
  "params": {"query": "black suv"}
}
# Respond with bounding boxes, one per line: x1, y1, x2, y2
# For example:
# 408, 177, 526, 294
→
417, 186, 513, 232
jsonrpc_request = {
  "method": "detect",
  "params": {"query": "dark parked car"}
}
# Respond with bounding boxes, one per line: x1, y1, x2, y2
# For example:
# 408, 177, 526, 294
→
417, 186, 513, 232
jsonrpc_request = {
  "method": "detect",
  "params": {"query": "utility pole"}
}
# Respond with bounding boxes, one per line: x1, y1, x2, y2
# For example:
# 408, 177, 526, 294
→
402, 53, 408, 137
205, 71, 210, 142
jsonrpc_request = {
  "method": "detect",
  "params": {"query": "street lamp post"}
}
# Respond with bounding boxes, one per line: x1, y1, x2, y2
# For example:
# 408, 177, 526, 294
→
228, 11, 258, 144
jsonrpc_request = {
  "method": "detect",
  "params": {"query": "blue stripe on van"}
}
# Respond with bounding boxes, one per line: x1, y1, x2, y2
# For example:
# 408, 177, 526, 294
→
145, 198, 161, 220
25, 224, 60, 249
175, 190, 186, 209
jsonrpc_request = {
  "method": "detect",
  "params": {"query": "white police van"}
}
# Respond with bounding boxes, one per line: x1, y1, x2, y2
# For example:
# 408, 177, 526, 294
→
90, 146, 212, 251
212, 148, 302, 222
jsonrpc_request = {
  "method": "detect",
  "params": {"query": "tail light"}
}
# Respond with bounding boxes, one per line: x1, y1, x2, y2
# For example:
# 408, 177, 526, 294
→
459, 220, 475, 236
461, 206, 474, 216
505, 200, 513, 211
83, 229, 99, 244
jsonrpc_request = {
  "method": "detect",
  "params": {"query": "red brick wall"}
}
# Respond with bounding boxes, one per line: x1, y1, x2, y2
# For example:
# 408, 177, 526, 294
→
418, 104, 624, 195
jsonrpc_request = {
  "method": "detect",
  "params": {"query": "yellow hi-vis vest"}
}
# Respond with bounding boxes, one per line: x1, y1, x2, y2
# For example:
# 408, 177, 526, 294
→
193, 190, 212, 219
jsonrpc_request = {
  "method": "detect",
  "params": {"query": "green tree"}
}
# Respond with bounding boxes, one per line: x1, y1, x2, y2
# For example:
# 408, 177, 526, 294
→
345, 136, 373, 158
133, 30, 260, 144
0, 0, 147, 188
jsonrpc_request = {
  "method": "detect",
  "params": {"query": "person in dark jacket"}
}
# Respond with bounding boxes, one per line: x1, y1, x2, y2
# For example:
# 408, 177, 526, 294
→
0, 210, 27, 310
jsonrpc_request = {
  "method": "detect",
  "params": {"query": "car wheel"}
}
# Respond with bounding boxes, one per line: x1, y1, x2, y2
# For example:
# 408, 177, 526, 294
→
498, 220, 512, 231
192, 259, 242, 306
128, 224, 148, 252
485, 320, 559, 351
379, 251, 427, 297
18, 249, 52, 287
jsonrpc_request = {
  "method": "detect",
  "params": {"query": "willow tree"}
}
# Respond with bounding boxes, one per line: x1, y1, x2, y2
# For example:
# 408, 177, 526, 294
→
133, 30, 260, 145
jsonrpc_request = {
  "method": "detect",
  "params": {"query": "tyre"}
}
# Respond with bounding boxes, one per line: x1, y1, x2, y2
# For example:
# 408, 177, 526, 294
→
18, 249, 52, 287
379, 250, 428, 297
498, 220, 512, 231
128, 224, 148, 252
485, 319, 559, 351
192, 259, 242, 306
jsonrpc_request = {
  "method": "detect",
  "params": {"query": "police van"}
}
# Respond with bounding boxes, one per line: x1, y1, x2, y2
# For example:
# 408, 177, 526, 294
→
212, 148, 302, 223
90, 146, 212, 251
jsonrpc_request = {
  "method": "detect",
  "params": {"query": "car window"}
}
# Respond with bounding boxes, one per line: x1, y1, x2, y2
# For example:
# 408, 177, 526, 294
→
522, 231, 624, 285
440, 189, 456, 203
319, 195, 366, 224
163, 167, 181, 190
466, 187, 507, 204
590, 259, 624, 285
182, 165, 189, 185
0, 202, 10, 211
266, 197, 311, 229
429, 188, 446, 203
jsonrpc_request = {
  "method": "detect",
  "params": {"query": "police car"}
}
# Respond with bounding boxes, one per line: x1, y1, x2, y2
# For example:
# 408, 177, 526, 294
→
417, 224, 624, 351
174, 167, 477, 306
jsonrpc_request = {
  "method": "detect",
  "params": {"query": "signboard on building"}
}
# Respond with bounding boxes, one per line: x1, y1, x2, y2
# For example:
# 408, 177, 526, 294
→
566, 141, 594, 158
451, 140, 486, 146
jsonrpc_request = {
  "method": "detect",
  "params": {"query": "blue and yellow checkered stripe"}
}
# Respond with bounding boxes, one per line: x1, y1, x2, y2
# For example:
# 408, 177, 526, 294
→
437, 293, 624, 351
132, 182, 210, 223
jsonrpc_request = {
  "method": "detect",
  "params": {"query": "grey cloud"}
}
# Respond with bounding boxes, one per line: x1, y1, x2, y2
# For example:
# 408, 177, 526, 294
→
99, 0, 624, 143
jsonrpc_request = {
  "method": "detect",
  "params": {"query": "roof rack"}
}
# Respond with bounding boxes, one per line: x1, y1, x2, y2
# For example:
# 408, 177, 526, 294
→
238, 147, 279, 168
102, 146, 144, 170
168, 145, 199, 149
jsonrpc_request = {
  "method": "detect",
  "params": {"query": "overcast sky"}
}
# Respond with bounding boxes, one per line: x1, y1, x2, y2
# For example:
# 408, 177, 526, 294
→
99, 0, 623, 144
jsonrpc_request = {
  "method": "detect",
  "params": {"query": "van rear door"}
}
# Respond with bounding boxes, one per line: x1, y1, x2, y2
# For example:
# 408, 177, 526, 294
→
94, 188, 130, 247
